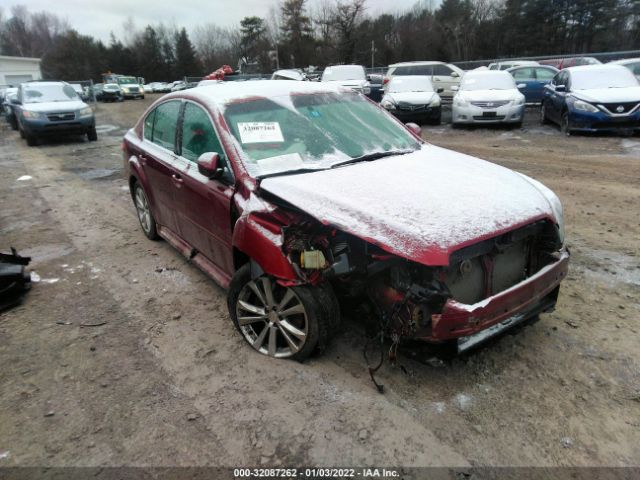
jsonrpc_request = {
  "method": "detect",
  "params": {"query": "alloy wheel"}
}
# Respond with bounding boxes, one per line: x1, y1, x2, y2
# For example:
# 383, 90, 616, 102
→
236, 277, 308, 358
134, 186, 152, 234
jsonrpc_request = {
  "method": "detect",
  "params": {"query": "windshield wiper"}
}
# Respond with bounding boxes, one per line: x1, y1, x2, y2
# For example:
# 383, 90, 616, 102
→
330, 149, 415, 169
256, 167, 329, 180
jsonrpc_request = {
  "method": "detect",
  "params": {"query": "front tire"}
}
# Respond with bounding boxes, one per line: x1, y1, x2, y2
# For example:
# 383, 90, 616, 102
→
133, 182, 159, 240
560, 112, 572, 136
87, 127, 98, 141
25, 133, 38, 146
540, 102, 550, 125
227, 264, 331, 361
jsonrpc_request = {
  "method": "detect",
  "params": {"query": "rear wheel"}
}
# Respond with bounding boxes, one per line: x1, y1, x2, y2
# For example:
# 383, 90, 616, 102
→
133, 182, 159, 240
228, 264, 330, 361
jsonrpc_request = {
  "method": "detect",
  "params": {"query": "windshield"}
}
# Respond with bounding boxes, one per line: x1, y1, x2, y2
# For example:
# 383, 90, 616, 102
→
571, 68, 638, 90
223, 92, 420, 177
23, 84, 78, 103
117, 77, 137, 85
322, 66, 365, 82
461, 74, 516, 91
388, 76, 434, 93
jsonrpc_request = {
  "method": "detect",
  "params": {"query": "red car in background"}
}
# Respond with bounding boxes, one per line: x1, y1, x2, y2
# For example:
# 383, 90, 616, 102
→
539, 56, 601, 69
123, 81, 569, 360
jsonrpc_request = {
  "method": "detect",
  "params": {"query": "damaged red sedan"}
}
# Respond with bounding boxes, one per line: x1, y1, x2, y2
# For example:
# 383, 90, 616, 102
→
123, 81, 569, 360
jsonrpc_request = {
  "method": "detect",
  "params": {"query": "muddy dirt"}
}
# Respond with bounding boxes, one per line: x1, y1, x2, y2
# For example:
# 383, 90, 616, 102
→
0, 96, 638, 468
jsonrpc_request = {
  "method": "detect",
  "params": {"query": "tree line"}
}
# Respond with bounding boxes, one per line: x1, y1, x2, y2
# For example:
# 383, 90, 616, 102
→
1, 0, 638, 83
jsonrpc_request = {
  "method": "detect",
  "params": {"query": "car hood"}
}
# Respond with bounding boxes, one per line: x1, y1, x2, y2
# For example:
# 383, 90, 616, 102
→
457, 89, 519, 102
571, 87, 640, 103
23, 100, 87, 112
385, 91, 438, 104
260, 145, 557, 266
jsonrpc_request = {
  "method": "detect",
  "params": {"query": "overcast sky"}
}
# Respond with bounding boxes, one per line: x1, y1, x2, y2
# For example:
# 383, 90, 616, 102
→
1, 0, 436, 42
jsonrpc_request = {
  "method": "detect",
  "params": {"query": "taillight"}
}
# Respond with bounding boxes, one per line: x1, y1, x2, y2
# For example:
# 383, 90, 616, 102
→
383, 77, 390, 85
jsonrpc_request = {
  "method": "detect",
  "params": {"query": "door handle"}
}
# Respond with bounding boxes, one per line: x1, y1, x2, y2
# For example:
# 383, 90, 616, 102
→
172, 173, 184, 187
139, 154, 148, 165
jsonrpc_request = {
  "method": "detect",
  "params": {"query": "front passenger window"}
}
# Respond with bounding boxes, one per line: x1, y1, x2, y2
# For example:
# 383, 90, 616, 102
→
181, 102, 232, 183
181, 103, 224, 162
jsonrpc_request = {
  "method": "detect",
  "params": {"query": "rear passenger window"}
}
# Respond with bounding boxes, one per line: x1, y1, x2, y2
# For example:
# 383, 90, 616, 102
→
143, 110, 155, 141
151, 101, 180, 151
512, 68, 535, 80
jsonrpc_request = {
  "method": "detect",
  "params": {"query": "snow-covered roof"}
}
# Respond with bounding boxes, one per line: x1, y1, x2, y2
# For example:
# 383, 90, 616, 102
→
174, 80, 346, 107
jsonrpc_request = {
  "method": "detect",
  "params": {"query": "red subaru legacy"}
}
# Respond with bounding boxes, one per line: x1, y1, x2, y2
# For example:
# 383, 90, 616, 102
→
123, 81, 569, 360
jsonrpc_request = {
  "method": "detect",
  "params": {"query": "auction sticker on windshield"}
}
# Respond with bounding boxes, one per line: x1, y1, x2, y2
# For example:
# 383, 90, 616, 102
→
238, 122, 284, 144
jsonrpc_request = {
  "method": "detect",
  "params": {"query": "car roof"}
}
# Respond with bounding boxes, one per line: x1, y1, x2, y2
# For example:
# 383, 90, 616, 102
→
611, 58, 640, 65
22, 81, 68, 87
168, 80, 347, 106
565, 64, 629, 74
507, 65, 558, 72
388, 61, 447, 67
464, 70, 512, 77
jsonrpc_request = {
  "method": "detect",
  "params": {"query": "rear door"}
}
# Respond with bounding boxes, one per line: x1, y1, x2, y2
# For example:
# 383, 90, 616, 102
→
139, 100, 185, 234
511, 67, 538, 103
533, 67, 557, 103
175, 101, 235, 273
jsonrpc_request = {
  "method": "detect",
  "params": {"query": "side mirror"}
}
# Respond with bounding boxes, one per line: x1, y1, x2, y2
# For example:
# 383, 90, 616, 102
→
436, 87, 444, 93
555, 85, 566, 92
450, 85, 459, 91
517, 83, 526, 89
10, 97, 21, 105
450, 71, 460, 78
405, 122, 422, 137
197, 152, 223, 179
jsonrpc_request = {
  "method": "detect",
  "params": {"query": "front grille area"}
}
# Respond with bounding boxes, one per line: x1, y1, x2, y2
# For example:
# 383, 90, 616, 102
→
47, 112, 75, 122
471, 100, 510, 108
398, 103, 427, 111
445, 221, 560, 305
599, 102, 639, 114
472, 115, 506, 121
128, 87, 139, 93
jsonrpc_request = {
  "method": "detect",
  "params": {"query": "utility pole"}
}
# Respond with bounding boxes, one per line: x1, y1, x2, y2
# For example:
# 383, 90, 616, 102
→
371, 40, 375, 68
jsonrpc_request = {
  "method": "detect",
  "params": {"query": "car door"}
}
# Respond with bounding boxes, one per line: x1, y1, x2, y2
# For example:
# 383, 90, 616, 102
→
551, 71, 569, 120
533, 67, 557, 104
175, 101, 235, 274
545, 71, 567, 122
431, 64, 458, 96
511, 67, 537, 103
139, 100, 185, 235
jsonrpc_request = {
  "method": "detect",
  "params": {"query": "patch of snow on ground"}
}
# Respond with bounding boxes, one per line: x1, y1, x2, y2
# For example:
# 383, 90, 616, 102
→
453, 393, 474, 411
16, 175, 32, 181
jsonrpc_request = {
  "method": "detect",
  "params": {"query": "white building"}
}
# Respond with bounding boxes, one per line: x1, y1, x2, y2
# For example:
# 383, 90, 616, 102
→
0, 55, 42, 86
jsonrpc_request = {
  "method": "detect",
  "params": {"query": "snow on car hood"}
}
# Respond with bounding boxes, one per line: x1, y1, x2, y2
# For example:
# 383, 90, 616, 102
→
386, 91, 438, 104
23, 100, 87, 112
260, 145, 557, 266
571, 87, 640, 104
322, 79, 368, 89
457, 89, 519, 102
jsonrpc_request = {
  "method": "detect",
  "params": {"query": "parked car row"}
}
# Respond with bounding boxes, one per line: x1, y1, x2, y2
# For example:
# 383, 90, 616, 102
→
3, 80, 97, 146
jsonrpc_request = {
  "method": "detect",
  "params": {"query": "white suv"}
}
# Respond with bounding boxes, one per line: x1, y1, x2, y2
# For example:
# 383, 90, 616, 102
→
385, 61, 464, 98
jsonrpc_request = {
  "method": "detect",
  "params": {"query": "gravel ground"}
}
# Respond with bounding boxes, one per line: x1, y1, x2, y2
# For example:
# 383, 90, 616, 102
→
0, 95, 638, 468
